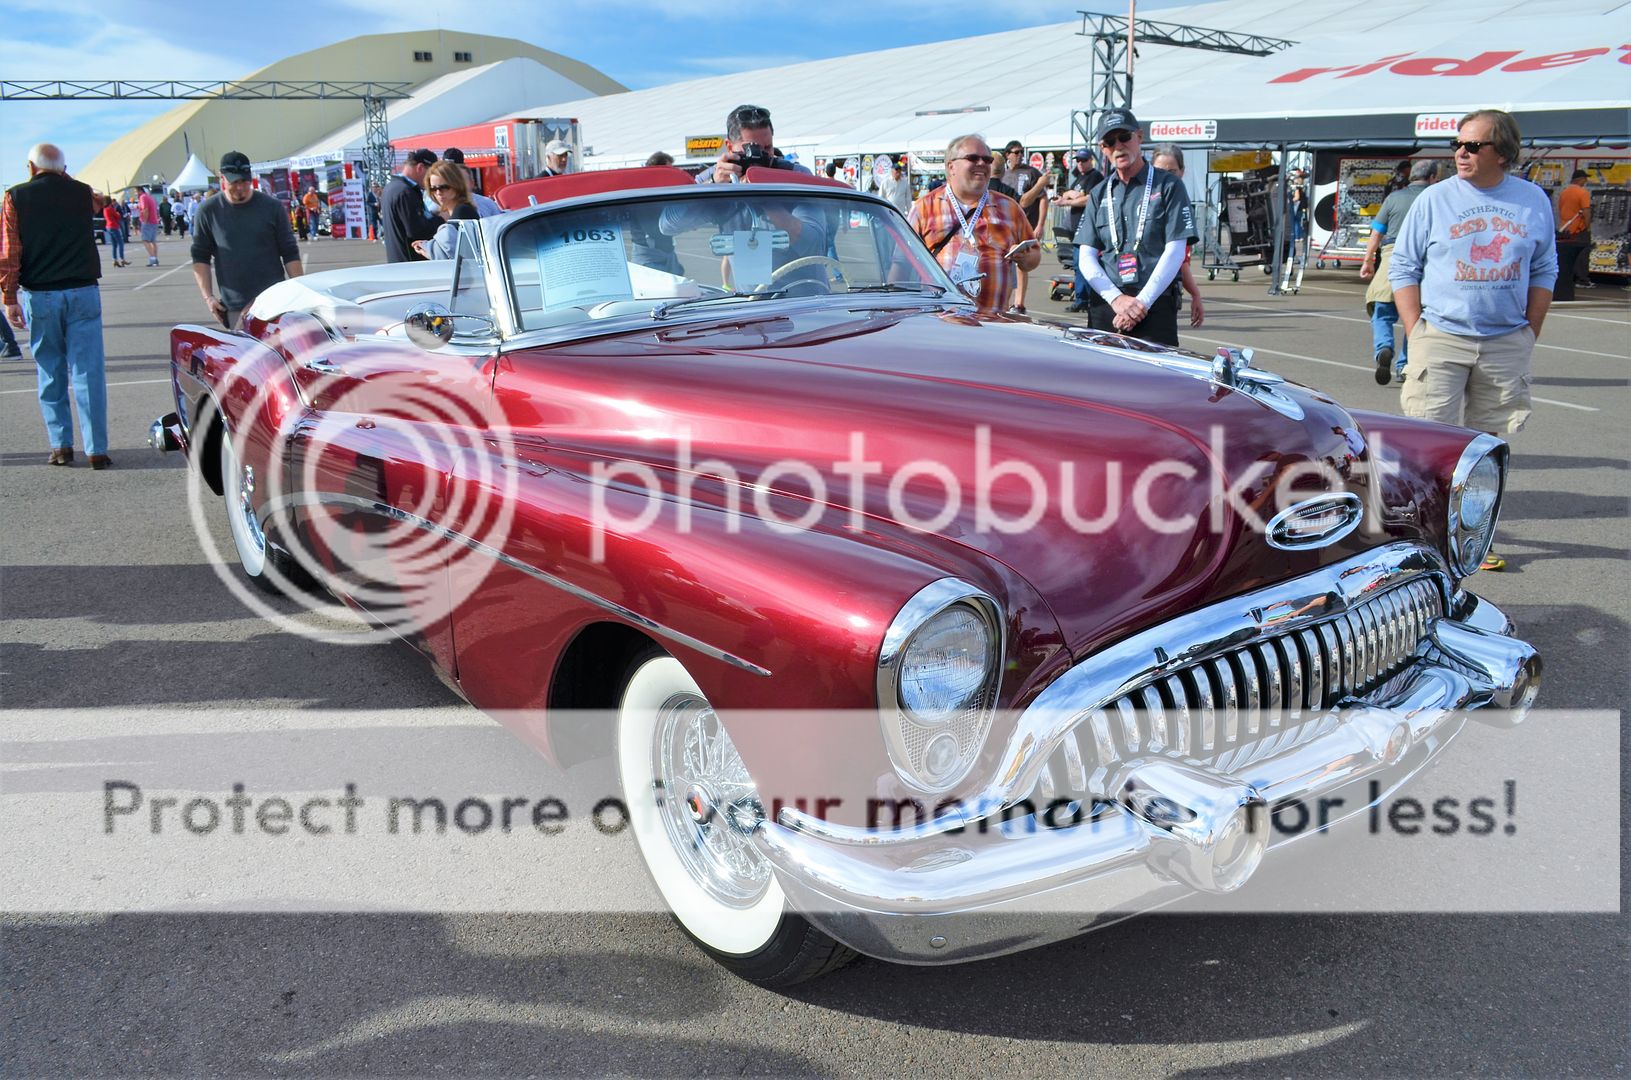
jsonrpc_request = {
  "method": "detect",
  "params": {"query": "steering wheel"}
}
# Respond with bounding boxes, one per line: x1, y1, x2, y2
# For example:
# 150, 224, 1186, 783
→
754, 255, 846, 293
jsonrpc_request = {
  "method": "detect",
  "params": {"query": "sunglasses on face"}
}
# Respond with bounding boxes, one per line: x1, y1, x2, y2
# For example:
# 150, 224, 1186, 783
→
429, 184, 453, 193
1100, 130, 1136, 147
956, 154, 995, 166
1449, 139, 1493, 155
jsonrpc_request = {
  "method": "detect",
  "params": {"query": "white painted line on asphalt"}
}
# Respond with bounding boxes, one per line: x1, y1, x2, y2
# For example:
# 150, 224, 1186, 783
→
0, 377, 169, 396
1182, 332, 1601, 412
1207, 299, 1628, 359
1548, 311, 1631, 325
132, 264, 188, 291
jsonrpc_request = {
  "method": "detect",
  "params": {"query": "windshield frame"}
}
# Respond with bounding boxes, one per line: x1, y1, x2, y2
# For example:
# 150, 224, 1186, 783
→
480, 183, 968, 350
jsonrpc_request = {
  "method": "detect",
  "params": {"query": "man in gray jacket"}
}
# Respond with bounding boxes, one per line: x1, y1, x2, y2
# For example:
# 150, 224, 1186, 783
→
190, 151, 302, 328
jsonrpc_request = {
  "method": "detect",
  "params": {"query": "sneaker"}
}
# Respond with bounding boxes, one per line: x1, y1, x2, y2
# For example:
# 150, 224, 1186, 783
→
1575, 281, 1595, 289
0, 345, 21, 361
1479, 549, 1507, 572
1374, 345, 1394, 385
1065, 301, 1089, 312
1393, 369, 1406, 385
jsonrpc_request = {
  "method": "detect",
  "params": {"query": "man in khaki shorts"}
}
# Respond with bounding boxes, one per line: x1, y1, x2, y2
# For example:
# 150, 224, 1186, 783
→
1388, 108, 1557, 571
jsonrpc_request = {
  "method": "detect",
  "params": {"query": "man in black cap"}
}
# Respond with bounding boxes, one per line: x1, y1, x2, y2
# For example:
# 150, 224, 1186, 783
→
1072, 108, 1196, 345
191, 151, 303, 329
1053, 147, 1105, 311
382, 148, 440, 262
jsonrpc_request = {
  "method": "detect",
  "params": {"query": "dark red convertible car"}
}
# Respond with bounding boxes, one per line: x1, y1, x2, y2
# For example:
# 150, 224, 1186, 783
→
152, 166, 1541, 985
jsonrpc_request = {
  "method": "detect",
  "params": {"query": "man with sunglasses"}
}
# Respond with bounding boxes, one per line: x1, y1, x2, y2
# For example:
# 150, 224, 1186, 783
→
906, 134, 1040, 315
1072, 109, 1195, 346
190, 151, 302, 331
1388, 109, 1556, 572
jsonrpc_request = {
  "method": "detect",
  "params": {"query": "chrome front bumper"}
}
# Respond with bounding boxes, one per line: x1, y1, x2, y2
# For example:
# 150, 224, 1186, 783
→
751, 560, 1540, 965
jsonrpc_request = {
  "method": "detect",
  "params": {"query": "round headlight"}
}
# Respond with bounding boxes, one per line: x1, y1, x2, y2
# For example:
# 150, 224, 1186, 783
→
1459, 454, 1500, 530
878, 581, 1004, 794
899, 603, 994, 724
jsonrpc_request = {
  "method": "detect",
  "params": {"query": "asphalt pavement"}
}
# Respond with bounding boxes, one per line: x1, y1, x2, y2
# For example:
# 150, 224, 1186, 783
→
2, 233, 1627, 1077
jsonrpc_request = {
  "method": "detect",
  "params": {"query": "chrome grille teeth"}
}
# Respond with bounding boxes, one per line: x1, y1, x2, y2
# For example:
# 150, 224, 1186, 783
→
1039, 580, 1449, 799
1140, 686, 1168, 753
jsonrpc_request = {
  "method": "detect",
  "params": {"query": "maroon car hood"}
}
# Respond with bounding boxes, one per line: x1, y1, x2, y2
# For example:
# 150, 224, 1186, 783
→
498, 305, 1393, 659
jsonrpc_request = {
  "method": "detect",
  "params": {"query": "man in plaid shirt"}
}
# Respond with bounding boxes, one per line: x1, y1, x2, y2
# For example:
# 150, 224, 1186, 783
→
907, 135, 1039, 315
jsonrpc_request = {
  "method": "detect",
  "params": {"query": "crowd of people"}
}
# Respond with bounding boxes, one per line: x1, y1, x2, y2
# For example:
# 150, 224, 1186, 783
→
0, 105, 1591, 536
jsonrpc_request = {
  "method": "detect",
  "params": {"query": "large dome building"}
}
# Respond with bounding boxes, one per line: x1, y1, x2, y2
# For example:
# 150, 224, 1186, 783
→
83, 30, 625, 193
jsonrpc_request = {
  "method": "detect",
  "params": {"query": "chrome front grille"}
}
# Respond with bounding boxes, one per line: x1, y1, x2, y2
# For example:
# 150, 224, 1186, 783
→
1036, 577, 1446, 799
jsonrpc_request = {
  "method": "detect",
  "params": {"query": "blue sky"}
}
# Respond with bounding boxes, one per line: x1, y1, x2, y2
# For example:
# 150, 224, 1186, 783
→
0, 0, 1190, 188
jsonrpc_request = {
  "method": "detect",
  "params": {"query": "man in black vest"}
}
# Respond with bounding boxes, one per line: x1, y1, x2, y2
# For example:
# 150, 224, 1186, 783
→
381, 148, 440, 263
0, 143, 110, 468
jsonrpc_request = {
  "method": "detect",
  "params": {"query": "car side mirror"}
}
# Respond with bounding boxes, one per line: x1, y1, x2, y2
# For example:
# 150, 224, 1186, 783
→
404, 302, 456, 349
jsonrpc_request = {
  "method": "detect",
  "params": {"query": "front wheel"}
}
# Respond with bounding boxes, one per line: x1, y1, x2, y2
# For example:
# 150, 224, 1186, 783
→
617, 652, 856, 986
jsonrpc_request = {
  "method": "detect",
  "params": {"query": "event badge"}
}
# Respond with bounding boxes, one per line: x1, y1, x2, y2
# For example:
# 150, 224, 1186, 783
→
537, 221, 632, 309
950, 250, 981, 294
1117, 253, 1139, 280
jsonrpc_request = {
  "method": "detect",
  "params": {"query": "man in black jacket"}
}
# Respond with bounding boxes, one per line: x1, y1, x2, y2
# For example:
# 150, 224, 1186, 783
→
0, 143, 110, 467
381, 148, 439, 263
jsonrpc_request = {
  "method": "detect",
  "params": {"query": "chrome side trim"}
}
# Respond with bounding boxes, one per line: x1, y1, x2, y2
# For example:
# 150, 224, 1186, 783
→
287, 490, 772, 677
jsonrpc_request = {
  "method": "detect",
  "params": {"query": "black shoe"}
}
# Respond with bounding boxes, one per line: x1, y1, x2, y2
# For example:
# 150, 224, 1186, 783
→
1374, 346, 1394, 385
1065, 301, 1088, 312
0, 345, 21, 361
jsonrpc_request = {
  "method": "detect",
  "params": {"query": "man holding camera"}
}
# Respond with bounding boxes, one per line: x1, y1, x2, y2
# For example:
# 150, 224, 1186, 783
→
1073, 109, 1196, 346
699, 105, 813, 185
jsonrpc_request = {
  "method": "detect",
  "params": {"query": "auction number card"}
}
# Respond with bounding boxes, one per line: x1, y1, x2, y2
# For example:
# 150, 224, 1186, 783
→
537, 222, 632, 308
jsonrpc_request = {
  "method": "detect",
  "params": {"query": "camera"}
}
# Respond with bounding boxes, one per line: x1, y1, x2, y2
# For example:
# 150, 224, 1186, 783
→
733, 143, 788, 171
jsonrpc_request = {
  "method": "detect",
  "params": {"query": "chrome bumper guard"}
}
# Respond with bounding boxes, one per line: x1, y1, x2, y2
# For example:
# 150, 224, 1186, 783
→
148, 412, 184, 453
752, 561, 1539, 964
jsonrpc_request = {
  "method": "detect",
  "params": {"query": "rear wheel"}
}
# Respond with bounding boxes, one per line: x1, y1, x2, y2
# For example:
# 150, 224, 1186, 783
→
617, 651, 857, 986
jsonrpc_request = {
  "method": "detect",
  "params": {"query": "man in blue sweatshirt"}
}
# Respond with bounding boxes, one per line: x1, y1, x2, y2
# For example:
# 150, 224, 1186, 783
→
1390, 109, 1557, 571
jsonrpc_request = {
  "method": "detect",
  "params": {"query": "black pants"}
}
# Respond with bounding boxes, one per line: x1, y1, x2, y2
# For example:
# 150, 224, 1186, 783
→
1087, 287, 1180, 347
1553, 238, 1589, 302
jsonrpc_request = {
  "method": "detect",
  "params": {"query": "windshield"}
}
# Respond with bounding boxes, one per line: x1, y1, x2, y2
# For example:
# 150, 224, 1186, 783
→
499, 188, 959, 333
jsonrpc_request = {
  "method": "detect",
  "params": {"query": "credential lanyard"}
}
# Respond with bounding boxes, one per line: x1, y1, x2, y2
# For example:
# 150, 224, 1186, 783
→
947, 189, 990, 245
1105, 162, 1155, 255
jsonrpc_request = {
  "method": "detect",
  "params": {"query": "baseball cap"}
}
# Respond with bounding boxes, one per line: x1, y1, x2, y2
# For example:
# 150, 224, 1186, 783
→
218, 151, 252, 181
1092, 108, 1140, 142
442, 147, 466, 164
1004, 140, 1025, 154
1073, 148, 1095, 160
405, 148, 438, 167
545, 140, 571, 157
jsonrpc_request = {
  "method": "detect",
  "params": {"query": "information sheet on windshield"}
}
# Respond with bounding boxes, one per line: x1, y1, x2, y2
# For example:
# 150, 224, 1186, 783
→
537, 223, 633, 308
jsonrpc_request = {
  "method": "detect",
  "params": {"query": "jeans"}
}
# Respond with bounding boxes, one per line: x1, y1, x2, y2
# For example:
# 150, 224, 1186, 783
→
21, 286, 108, 455
108, 227, 126, 263
1072, 262, 1087, 304
1371, 301, 1408, 374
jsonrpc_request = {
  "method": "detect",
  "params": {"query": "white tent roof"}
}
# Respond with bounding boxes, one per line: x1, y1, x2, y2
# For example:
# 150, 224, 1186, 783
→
275, 56, 604, 167
172, 153, 212, 191
489, 0, 1628, 168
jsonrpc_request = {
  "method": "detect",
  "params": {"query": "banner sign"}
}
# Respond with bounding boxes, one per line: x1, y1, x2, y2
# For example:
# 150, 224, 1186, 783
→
685, 135, 725, 158
1414, 114, 1463, 138
1149, 119, 1218, 141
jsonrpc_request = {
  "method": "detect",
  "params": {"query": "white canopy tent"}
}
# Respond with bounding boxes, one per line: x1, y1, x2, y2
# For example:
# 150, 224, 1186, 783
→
171, 153, 212, 191
483, 0, 1628, 170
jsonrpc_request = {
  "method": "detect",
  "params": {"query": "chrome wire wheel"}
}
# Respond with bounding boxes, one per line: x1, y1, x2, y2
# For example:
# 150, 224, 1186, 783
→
653, 694, 771, 909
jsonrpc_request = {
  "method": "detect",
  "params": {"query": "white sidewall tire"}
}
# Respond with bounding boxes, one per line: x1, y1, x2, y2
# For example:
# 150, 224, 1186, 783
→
220, 426, 267, 579
618, 655, 786, 957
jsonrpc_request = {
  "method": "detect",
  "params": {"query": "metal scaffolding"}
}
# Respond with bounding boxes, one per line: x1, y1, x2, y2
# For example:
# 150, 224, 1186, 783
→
0, 80, 413, 186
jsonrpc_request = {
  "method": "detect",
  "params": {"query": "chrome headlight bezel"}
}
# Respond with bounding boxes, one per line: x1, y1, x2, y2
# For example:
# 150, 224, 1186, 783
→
1448, 434, 1508, 577
876, 579, 1005, 794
